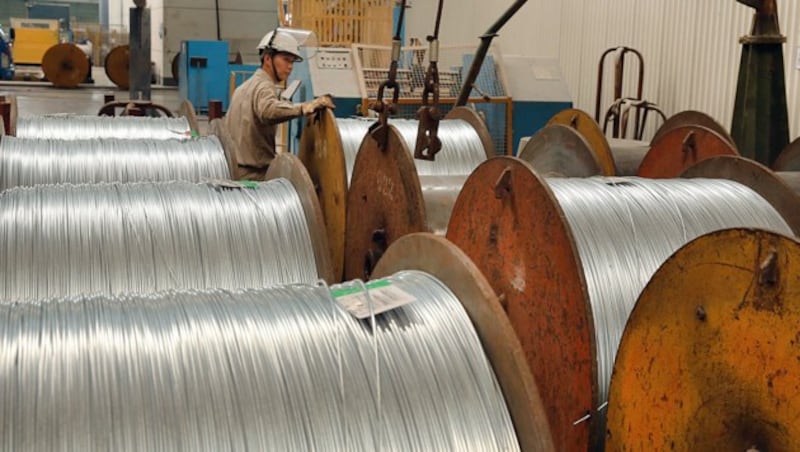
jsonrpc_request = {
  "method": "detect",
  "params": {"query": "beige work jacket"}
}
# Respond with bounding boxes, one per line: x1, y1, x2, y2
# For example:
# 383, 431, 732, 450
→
225, 68, 303, 176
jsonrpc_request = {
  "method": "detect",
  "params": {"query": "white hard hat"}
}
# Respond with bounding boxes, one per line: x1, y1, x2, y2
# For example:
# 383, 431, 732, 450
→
257, 29, 303, 62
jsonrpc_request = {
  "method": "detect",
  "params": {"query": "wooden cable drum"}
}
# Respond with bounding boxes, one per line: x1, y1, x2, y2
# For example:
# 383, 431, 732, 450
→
681, 155, 800, 236
650, 109, 735, 147
517, 124, 603, 177
372, 233, 555, 452
546, 108, 616, 176
177, 100, 200, 136
42, 43, 90, 89
340, 107, 493, 281
771, 136, 800, 171
444, 156, 793, 451
637, 124, 739, 178
104, 44, 129, 89
606, 228, 800, 450
265, 153, 335, 283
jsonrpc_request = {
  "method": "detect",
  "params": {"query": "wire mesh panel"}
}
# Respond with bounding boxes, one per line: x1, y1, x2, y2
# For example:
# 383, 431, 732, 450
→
353, 43, 511, 155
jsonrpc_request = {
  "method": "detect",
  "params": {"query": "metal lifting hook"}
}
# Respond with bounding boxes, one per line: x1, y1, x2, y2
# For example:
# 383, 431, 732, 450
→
413, 0, 445, 161
369, 0, 407, 150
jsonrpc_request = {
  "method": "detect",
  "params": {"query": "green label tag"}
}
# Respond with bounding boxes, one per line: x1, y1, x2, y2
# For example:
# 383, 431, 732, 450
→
331, 279, 391, 298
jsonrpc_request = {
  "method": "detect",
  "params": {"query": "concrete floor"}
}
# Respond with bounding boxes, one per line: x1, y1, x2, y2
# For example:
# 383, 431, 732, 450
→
0, 66, 210, 133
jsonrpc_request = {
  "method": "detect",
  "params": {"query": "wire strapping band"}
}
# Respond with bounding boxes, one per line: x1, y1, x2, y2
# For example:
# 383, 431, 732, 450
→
0, 136, 230, 189
0, 179, 319, 302
546, 177, 793, 407
0, 271, 520, 451
16, 115, 193, 140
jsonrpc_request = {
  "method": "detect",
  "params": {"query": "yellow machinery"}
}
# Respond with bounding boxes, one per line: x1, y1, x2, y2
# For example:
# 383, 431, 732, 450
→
9, 18, 59, 65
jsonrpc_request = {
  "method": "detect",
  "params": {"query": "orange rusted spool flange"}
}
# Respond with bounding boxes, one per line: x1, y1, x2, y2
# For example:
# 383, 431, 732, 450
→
772, 136, 800, 171
265, 153, 335, 284
104, 45, 130, 89
445, 156, 596, 451
651, 109, 735, 147
547, 108, 616, 175
372, 233, 556, 452
42, 43, 90, 89
517, 124, 602, 177
0, 95, 17, 136
606, 228, 800, 451
298, 109, 350, 282
343, 125, 426, 281
638, 124, 738, 178
206, 118, 237, 179
681, 155, 800, 237
446, 106, 496, 157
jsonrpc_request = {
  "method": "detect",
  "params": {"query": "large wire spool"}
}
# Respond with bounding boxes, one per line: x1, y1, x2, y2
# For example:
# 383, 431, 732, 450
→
41, 43, 91, 89
606, 228, 800, 450
0, 177, 332, 302
16, 114, 193, 140
207, 117, 239, 178
650, 109, 735, 147
0, 94, 17, 136
343, 108, 492, 281
372, 233, 555, 451
771, 135, 800, 171
265, 153, 334, 283
546, 108, 616, 175
104, 44, 129, 89
638, 124, 739, 178
0, 135, 231, 189
0, 268, 527, 450
445, 156, 793, 451
298, 110, 374, 281
682, 155, 800, 236
517, 124, 602, 177
176, 100, 200, 138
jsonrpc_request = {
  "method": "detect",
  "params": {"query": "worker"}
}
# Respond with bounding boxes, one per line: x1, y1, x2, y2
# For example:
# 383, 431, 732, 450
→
226, 28, 335, 181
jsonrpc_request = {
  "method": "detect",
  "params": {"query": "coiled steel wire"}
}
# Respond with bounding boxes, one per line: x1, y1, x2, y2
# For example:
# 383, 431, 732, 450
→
16, 115, 193, 140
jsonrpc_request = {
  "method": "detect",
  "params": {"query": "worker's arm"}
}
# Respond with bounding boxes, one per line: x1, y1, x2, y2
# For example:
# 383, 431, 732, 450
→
253, 84, 303, 126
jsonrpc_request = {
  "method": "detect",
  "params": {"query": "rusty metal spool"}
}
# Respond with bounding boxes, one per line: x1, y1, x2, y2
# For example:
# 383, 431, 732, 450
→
445, 156, 596, 451
681, 155, 800, 236
298, 109, 354, 282
606, 228, 800, 451
650, 109, 735, 147
546, 108, 617, 176
104, 45, 130, 90
372, 233, 556, 452
771, 136, 800, 171
0, 95, 17, 136
637, 124, 739, 178
264, 153, 334, 284
517, 124, 602, 177
333, 107, 492, 282
42, 43, 91, 89
207, 118, 238, 178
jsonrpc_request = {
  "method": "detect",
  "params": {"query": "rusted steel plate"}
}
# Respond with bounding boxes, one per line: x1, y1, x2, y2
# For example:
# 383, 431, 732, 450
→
446, 156, 596, 451
650, 109, 735, 147
547, 108, 617, 176
772, 136, 800, 171
42, 43, 90, 89
607, 228, 800, 451
104, 45, 130, 89
298, 109, 349, 281
681, 155, 800, 237
344, 125, 426, 281
639, 125, 738, 178
373, 232, 556, 452
518, 124, 602, 177
265, 153, 335, 284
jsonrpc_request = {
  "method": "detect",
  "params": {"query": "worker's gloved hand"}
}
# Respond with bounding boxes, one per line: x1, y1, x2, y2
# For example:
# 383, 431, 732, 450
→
301, 95, 336, 115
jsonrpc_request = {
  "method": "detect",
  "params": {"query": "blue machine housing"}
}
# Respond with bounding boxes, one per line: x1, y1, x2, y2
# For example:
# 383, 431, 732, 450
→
179, 40, 231, 113
0, 26, 14, 81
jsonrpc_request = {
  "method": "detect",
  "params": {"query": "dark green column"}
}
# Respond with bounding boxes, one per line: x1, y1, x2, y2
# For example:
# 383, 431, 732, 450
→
731, 0, 790, 166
